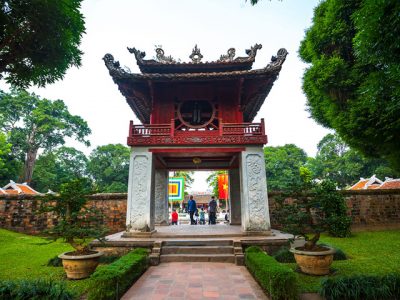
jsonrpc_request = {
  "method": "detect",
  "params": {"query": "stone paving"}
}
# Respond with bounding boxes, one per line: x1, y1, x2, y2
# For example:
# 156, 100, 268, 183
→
121, 262, 269, 300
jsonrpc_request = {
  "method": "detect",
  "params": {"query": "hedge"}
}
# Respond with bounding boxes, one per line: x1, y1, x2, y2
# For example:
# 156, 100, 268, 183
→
245, 246, 298, 300
87, 248, 149, 300
320, 274, 400, 300
0, 279, 74, 300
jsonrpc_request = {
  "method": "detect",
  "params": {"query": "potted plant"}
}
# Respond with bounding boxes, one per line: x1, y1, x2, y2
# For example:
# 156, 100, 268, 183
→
40, 178, 108, 279
275, 167, 351, 275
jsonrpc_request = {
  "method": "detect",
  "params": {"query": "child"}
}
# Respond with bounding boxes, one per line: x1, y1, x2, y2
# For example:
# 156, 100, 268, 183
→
171, 208, 178, 225
194, 208, 199, 225
199, 207, 205, 225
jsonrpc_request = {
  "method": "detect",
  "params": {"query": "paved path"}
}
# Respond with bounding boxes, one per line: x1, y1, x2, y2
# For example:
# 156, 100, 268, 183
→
122, 262, 268, 300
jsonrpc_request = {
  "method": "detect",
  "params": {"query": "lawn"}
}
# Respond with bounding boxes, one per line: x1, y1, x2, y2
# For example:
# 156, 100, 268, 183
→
0, 229, 93, 297
293, 230, 400, 292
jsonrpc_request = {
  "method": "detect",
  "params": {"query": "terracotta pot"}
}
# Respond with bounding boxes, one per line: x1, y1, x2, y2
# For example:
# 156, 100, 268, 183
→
59, 251, 103, 279
290, 246, 335, 275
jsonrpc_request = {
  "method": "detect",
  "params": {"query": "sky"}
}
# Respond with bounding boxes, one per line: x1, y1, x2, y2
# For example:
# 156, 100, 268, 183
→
1, 0, 330, 192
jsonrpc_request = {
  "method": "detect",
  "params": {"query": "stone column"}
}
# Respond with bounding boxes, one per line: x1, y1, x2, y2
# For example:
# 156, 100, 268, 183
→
239, 147, 271, 233
229, 168, 241, 225
124, 148, 156, 236
154, 169, 169, 226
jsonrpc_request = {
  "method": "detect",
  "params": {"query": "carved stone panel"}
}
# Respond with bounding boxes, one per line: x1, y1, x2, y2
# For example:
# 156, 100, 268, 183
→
127, 152, 154, 232
154, 169, 169, 225
240, 148, 271, 232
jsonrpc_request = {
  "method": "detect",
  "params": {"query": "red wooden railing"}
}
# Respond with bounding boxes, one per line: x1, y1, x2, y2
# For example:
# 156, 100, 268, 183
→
129, 118, 265, 139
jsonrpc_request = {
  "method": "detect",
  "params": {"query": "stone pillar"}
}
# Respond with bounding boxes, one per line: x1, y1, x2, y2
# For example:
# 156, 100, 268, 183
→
154, 169, 169, 226
124, 148, 155, 236
239, 147, 271, 233
229, 168, 241, 225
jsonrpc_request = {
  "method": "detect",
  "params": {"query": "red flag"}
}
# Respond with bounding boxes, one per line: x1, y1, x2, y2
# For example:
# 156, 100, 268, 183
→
218, 174, 229, 200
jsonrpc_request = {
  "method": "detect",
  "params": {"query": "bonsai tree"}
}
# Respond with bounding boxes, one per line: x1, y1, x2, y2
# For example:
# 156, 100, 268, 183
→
40, 178, 108, 254
275, 167, 351, 251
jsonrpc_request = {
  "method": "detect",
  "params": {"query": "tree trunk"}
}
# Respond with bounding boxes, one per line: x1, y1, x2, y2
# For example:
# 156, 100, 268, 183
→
23, 148, 38, 183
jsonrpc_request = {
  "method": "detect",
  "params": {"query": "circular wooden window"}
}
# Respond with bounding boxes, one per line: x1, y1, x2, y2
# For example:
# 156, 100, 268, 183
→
177, 100, 216, 129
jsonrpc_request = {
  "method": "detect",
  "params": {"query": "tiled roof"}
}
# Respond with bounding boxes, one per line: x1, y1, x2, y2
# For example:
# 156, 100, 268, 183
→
1, 181, 42, 195
380, 179, 400, 189
103, 47, 288, 124
349, 176, 400, 190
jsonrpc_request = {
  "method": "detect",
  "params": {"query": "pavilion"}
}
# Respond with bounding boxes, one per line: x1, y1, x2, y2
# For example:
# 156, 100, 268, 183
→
104, 44, 287, 236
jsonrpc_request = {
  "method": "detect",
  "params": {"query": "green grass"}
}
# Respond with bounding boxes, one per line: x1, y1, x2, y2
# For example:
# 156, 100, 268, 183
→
292, 230, 400, 292
0, 229, 93, 297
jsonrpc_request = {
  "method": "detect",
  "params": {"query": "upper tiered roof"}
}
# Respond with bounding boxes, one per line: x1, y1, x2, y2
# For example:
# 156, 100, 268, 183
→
104, 44, 288, 124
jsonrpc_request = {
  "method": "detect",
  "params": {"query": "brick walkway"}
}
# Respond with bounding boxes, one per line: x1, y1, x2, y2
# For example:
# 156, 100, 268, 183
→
121, 262, 268, 300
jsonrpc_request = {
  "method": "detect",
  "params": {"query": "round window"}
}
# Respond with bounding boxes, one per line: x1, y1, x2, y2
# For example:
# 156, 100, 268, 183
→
177, 100, 215, 129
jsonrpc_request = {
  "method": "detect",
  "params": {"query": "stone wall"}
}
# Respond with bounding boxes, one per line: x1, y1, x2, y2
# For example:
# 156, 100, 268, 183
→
1, 190, 400, 234
268, 189, 400, 230
0, 193, 126, 234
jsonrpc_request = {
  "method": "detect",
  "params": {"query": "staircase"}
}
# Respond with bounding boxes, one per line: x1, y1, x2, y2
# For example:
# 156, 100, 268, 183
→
149, 240, 244, 266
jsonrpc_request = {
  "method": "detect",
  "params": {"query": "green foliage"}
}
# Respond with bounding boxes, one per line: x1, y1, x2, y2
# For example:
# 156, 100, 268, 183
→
87, 248, 148, 300
273, 247, 296, 263
320, 274, 400, 300
47, 255, 63, 267
87, 144, 129, 193
39, 178, 108, 253
0, 0, 85, 88
206, 170, 226, 197
308, 133, 399, 188
32, 146, 89, 193
299, 0, 400, 172
245, 246, 298, 300
0, 279, 74, 300
0, 132, 22, 185
315, 180, 352, 237
264, 144, 308, 191
275, 168, 351, 249
0, 90, 91, 183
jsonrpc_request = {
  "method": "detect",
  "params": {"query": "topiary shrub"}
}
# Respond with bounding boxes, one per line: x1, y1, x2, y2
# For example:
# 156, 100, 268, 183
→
245, 246, 298, 300
273, 247, 296, 263
87, 248, 149, 300
0, 279, 74, 300
320, 274, 400, 300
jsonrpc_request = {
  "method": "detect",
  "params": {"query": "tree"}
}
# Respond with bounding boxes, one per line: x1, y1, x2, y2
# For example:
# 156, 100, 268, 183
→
264, 144, 308, 191
172, 171, 194, 191
206, 170, 226, 197
0, 90, 91, 183
0, 0, 85, 88
299, 0, 400, 171
87, 144, 130, 193
31, 146, 89, 192
0, 132, 22, 185
309, 133, 400, 188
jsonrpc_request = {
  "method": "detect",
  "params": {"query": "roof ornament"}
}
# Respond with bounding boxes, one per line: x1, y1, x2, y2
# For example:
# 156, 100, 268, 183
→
189, 45, 203, 63
218, 48, 236, 62
266, 48, 289, 69
127, 47, 146, 63
155, 46, 176, 63
234, 44, 262, 62
103, 54, 128, 79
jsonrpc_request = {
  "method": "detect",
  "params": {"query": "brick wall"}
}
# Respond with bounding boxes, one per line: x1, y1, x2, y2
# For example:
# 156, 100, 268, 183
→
1, 190, 399, 234
0, 193, 126, 234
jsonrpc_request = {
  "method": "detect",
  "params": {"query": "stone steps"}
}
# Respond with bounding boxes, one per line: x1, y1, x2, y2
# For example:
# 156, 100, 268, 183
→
155, 239, 243, 265
160, 253, 236, 263
161, 245, 234, 255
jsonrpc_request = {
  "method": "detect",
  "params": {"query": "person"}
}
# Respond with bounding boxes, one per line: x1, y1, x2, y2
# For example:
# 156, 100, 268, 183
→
208, 196, 217, 225
199, 207, 205, 225
194, 208, 199, 225
171, 208, 178, 225
225, 209, 230, 222
188, 195, 197, 225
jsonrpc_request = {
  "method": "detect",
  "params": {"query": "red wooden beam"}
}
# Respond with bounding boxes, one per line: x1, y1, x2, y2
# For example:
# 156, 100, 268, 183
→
149, 147, 245, 153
